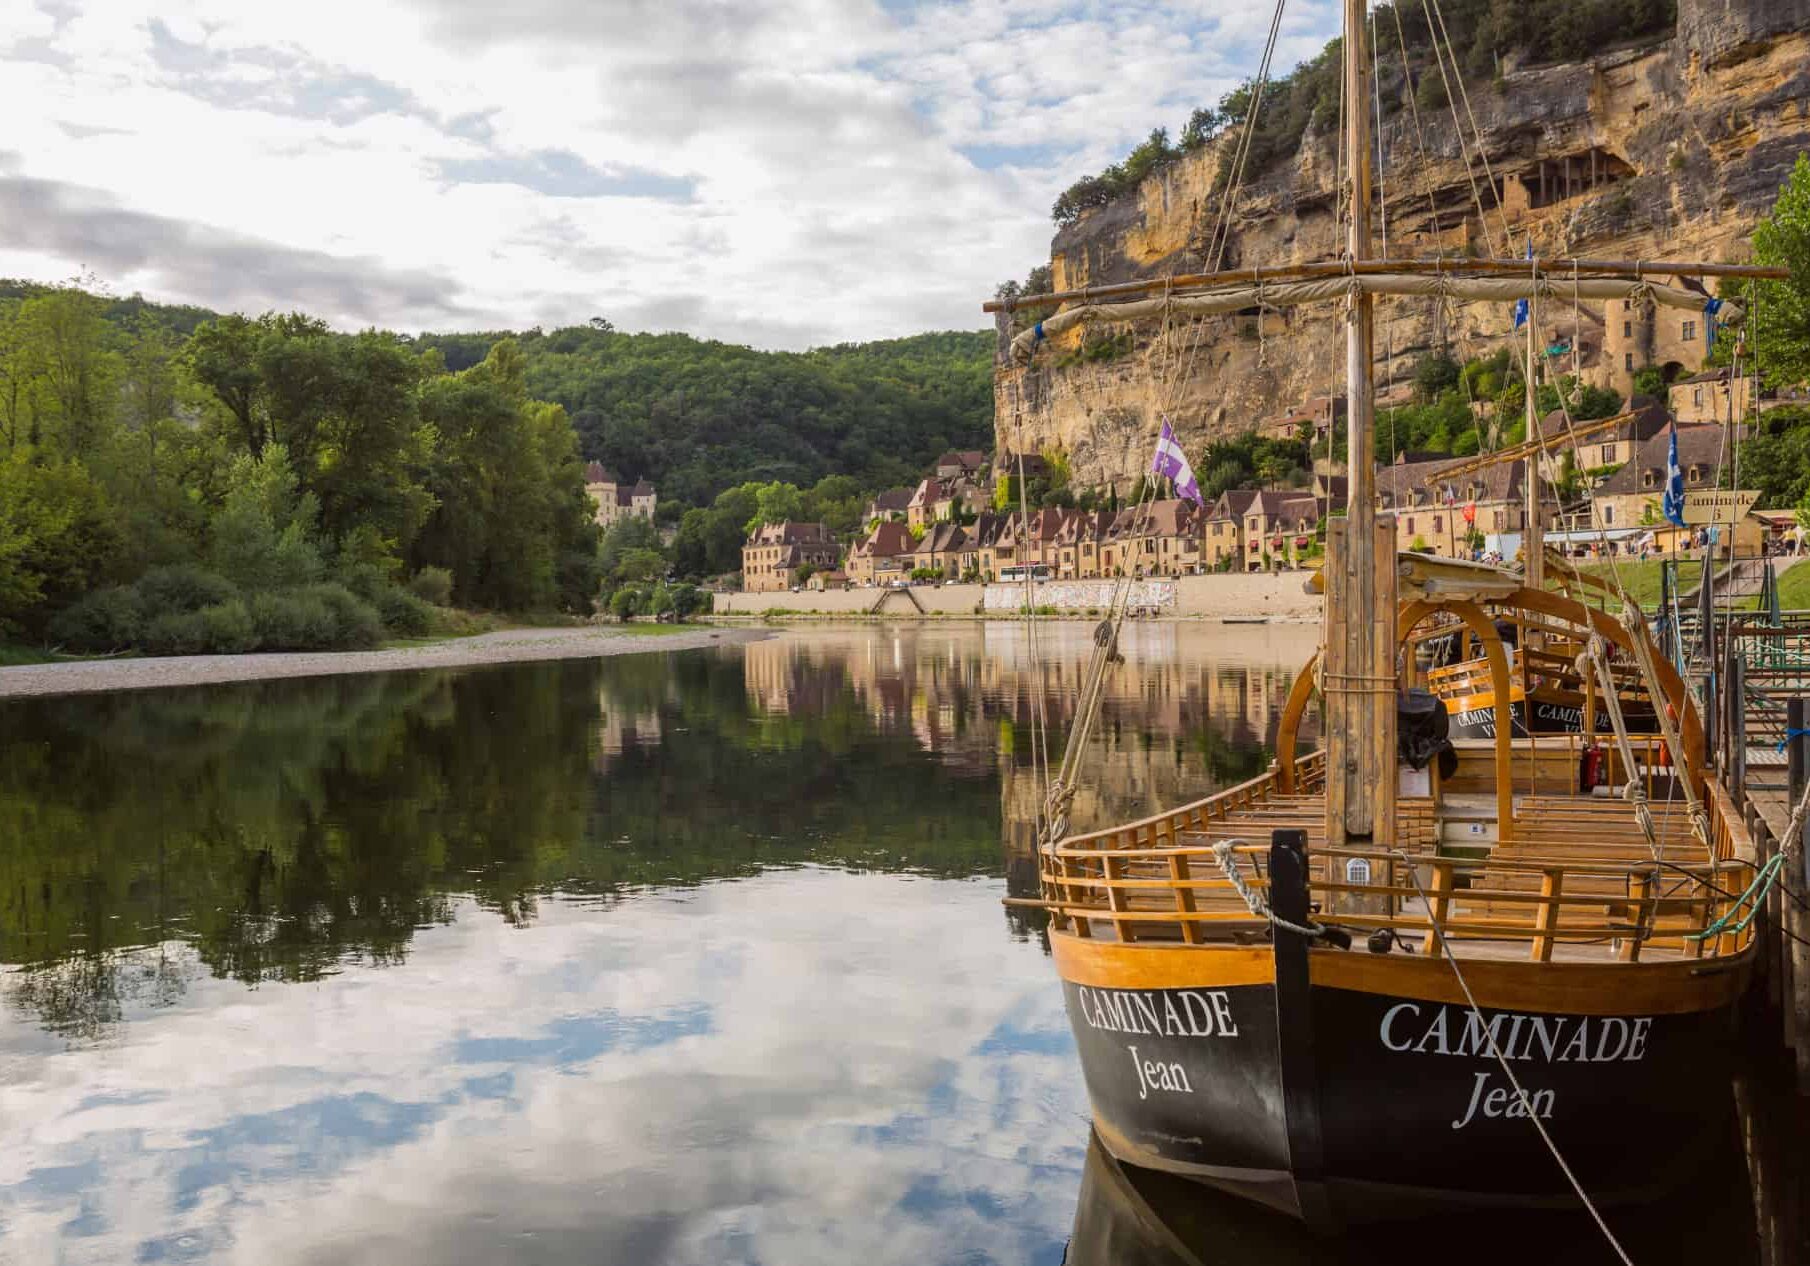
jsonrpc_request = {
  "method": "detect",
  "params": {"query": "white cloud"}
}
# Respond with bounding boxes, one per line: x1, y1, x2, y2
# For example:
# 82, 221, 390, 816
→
0, 0, 1340, 347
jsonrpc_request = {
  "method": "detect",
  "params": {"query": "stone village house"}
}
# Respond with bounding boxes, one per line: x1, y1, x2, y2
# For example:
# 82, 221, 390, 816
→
845, 520, 915, 585
741, 522, 840, 592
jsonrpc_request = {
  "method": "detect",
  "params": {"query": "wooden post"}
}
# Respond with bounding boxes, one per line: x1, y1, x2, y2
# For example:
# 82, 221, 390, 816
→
1789, 697, 1810, 1085
1727, 648, 1746, 807
1532, 867, 1563, 962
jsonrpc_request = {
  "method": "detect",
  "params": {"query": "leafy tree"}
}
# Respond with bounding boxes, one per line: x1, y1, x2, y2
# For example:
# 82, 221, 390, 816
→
1413, 353, 1462, 403
424, 327, 993, 509
0, 448, 115, 636
598, 516, 662, 579
1724, 154, 1810, 388
745, 481, 804, 534
1631, 365, 1669, 398
614, 548, 667, 585
608, 586, 642, 622
207, 445, 326, 592
1734, 406, 1810, 511
14, 285, 118, 456
1535, 375, 1622, 421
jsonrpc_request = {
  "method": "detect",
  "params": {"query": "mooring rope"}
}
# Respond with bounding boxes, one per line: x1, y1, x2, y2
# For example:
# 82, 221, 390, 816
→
1390, 849, 1637, 1266
1210, 839, 1327, 938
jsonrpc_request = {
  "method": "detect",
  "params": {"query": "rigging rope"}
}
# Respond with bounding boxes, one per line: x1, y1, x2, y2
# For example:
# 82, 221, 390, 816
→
1518, 274, 1716, 864
1371, 8, 1387, 259
1206, 0, 1289, 272
1391, 850, 1638, 1266
1389, 0, 1445, 246
1418, 0, 1498, 258
1426, 0, 1515, 254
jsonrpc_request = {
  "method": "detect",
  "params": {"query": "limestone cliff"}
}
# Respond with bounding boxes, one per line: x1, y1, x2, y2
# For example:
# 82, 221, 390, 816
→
995, 0, 1810, 490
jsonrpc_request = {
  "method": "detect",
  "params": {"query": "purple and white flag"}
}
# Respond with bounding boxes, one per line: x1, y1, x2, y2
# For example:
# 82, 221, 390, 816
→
1150, 418, 1202, 505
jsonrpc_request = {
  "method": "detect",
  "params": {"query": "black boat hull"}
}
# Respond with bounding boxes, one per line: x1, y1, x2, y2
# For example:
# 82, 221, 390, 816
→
1054, 935, 1748, 1227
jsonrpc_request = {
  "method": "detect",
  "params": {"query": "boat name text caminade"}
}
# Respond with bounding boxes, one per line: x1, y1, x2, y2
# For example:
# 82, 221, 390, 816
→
1381, 1004, 1655, 1130
1072, 986, 1240, 1101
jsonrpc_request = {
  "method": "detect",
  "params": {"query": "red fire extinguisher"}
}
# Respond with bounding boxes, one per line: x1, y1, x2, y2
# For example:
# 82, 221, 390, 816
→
1579, 744, 1605, 792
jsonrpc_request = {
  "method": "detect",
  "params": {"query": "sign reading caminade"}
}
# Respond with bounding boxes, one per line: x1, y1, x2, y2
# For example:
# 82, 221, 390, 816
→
1680, 490, 1760, 525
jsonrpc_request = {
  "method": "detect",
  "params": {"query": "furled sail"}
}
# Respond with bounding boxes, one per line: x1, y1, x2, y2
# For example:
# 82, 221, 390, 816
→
1010, 274, 1735, 363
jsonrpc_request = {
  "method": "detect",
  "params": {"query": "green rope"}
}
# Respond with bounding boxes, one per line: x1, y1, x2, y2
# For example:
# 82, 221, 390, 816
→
1687, 853, 1787, 942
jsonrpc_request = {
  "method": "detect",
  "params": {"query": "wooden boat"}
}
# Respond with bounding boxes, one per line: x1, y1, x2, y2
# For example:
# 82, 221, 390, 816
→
1418, 608, 1661, 743
1038, 582, 1758, 1225
985, 0, 1783, 1232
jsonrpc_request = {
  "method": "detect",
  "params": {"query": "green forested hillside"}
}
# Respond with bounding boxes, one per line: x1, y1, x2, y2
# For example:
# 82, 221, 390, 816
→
0, 277, 994, 648
416, 326, 996, 507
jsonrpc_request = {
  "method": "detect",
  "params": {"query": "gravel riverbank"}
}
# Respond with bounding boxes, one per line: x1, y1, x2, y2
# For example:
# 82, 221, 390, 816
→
0, 626, 771, 699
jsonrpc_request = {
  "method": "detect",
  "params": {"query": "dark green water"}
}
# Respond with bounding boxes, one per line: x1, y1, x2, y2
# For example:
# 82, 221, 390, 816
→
2, 623, 1801, 1265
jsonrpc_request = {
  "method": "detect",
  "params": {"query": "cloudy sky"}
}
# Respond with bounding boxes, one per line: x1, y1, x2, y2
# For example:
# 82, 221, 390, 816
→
0, 0, 1336, 348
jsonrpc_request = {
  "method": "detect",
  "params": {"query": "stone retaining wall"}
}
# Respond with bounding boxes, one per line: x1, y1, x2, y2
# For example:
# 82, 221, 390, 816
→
712, 570, 1321, 621
981, 579, 1173, 612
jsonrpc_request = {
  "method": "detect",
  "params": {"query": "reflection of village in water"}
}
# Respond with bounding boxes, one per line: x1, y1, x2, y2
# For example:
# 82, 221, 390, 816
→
735, 620, 1320, 841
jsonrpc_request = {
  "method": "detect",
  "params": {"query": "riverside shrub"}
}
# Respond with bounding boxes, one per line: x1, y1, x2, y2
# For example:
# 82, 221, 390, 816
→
247, 585, 382, 651
372, 585, 434, 636
407, 566, 454, 607
48, 586, 146, 652
142, 610, 210, 656
196, 598, 259, 653
135, 565, 238, 614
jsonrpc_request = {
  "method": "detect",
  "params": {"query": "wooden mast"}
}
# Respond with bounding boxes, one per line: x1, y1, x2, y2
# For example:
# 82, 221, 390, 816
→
1325, 0, 1396, 864
1524, 285, 1544, 591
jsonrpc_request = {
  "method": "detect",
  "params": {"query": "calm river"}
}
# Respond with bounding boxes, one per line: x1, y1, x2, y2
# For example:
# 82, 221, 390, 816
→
0, 623, 1802, 1264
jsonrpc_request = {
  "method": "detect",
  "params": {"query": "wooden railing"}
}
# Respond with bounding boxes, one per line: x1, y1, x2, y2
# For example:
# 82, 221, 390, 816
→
1039, 748, 1759, 962
1056, 752, 1327, 855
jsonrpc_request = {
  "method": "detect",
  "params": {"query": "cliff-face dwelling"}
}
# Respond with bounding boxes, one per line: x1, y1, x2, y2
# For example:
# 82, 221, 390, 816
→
995, 0, 1810, 490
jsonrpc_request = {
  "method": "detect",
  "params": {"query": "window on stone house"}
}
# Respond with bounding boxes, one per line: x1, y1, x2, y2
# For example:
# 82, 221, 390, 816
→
1682, 320, 1697, 341
1603, 504, 1615, 525
1601, 445, 1615, 465
1693, 387, 1703, 408
1625, 353, 1634, 370
1433, 515, 1443, 532
1687, 465, 1702, 484
1493, 511, 1505, 529
1642, 470, 1657, 488
1406, 516, 1415, 533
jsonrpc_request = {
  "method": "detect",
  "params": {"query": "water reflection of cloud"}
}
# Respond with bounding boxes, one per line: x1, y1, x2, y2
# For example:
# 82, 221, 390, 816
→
0, 870, 1087, 1264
